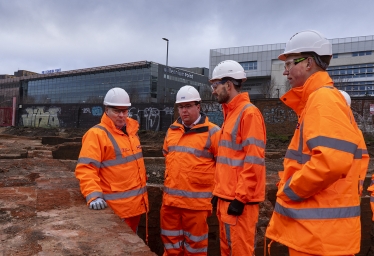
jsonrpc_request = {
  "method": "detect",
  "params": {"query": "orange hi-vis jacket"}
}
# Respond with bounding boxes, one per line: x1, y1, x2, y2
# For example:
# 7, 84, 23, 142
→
368, 174, 374, 221
266, 71, 367, 255
213, 93, 266, 204
162, 113, 220, 210
75, 113, 148, 219
357, 129, 369, 197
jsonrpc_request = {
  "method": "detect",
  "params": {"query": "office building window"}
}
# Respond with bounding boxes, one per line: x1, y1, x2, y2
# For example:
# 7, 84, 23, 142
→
352, 51, 372, 57
240, 61, 257, 70
332, 54, 338, 59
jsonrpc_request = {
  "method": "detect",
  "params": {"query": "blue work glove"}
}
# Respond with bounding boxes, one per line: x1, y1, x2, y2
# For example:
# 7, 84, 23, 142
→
89, 198, 108, 210
227, 199, 245, 216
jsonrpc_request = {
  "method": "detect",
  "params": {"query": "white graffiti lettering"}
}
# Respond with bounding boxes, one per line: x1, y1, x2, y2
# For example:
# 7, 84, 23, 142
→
21, 106, 61, 127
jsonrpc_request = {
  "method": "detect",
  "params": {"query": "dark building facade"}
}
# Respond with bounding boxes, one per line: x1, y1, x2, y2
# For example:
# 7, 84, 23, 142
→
0, 61, 211, 130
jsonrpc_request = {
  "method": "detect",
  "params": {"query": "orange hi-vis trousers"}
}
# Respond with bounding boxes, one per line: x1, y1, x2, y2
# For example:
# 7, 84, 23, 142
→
123, 214, 141, 233
160, 205, 209, 256
217, 199, 259, 256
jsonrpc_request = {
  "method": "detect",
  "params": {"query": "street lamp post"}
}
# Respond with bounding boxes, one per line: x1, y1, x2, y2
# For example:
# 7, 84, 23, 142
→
276, 89, 280, 98
162, 38, 169, 67
162, 38, 169, 103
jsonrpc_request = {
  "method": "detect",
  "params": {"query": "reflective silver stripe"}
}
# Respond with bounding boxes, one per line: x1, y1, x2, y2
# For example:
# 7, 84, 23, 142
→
103, 186, 147, 200
284, 149, 311, 164
94, 125, 122, 158
244, 155, 265, 166
164, 241, 182, 250
283, 177, 303, 202
101, 152, 143, 168
77, 157, 101, 168
184, 231, 208, 242
86, 191, 103, 202
219, 137, 266, 151
219, 103, 263, 152
204, 125, 220, 150
161, 229, 183, 236
185, 242, 208, 253
219, 139, 240, 150
242, 137, 266, 149
163, 149, 168, 155
216, 156, 244, 167
306, 136, 358, 155
93, 125, 144, 168
362, 149, 368, 155
164, 187, 212, 198
359, 180, 364, 186
371, 196, 374, 203
354, 148, 362, 159
224, 223, 232, 249
168, 145, 213, 159
371, 180, 374, 186
274, 202, 360, 219
231, 103, 253, 143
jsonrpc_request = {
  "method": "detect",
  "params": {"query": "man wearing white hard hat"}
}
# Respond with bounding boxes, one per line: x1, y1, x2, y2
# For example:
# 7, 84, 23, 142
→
160, 85, 220, 255
265, 30, 369, 256
210, 60, 267, 256
75, 87, 149, 235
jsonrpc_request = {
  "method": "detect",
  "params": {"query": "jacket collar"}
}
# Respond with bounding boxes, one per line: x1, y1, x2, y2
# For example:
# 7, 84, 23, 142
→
101, 113, 138, 135
222, 92, 250, 114
280, 71, 333, 116
175, 112, 207, 127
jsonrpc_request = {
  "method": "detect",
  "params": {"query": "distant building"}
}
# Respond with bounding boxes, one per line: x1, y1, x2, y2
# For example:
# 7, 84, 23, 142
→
0, 61, 210, 129
0, 61, 210, 105
210, 35, 374, 98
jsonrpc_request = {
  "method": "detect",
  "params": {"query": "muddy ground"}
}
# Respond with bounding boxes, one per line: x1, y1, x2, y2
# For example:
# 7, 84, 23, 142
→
1, 126, 373, 185
1, 126, 373, 255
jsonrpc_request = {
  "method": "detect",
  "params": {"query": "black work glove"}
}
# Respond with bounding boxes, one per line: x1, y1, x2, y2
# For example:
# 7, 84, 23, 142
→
227, 199, 245, 216
211, 196, 218, 208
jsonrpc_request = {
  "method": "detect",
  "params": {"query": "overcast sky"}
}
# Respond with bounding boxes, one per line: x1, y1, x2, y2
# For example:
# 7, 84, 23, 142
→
1, 0, 374, 75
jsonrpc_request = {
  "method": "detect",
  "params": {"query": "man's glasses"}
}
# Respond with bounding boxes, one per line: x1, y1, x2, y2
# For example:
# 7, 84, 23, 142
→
211, 80, 228, 91
110, 107, 129, 114
284, 57, 311, 72
178, 104, 197, 110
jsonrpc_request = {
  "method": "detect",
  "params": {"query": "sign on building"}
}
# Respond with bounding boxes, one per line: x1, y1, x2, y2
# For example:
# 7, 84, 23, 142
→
42, 68, 61, 74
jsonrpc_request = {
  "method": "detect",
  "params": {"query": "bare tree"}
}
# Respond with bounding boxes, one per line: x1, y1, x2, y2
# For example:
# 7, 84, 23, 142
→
284, 78, 291, 92
200, 85, 214, 101
127, 86, 142, 103
260, 78, 277, 98
333, 76, 351, 90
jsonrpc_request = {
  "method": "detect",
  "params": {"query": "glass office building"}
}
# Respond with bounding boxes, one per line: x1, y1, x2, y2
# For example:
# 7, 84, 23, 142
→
0, 61, 209, 105
210, 35, 374, 98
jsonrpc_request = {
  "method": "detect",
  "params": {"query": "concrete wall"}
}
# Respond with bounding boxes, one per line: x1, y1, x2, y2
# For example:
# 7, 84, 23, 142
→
16, 97, 374, 137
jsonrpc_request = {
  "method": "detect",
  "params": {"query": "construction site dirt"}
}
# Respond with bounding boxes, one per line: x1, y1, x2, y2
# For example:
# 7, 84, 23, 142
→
0, 126, 373, 256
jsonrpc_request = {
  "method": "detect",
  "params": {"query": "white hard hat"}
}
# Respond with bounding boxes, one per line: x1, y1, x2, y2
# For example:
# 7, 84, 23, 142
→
176, 85, 201, 104
339, 90, 351, 106
278, 30, 332, 61
103, 87, 131, 106
210, 60, 247, 82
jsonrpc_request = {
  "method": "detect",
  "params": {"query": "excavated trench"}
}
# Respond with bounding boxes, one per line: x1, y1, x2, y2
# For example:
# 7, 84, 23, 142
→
0, 134, 373, 256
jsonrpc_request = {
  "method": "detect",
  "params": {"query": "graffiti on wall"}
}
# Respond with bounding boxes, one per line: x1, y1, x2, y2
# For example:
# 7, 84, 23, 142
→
262, 105, 298, 124
129, 106, 174, 131
19, 99, 374, 135
201, 102, 223, 126
21, 106, 62, 127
